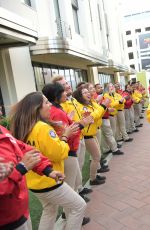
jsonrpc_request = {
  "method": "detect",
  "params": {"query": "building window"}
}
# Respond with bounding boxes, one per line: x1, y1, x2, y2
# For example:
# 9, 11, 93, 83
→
21, 0, 31, 6
127, 40, 132, 47
145, 27, 150, 31
98, 73, 114, 86
126, 30, 131, 35
130, 64, 135, 69
33, 63, 87, 91
72, 0, 80, 34
128, 52, 134, 59
135, 28, 141, 33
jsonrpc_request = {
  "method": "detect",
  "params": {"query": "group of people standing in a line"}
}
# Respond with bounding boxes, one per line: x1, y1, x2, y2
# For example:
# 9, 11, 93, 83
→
0, 77, 147, 230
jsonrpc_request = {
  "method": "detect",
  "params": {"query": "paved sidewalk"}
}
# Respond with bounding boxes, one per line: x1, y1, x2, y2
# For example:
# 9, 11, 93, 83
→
83, 118, 150, 230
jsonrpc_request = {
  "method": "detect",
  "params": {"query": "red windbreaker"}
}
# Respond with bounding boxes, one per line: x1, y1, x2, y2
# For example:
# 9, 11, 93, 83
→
50, 104, 81, 154
122, 91, 133, 109
0, 126, 52, 228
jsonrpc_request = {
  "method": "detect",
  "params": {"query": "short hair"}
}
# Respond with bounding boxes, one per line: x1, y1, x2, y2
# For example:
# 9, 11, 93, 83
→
94, 83, 100, 87
50, 75, 64, 83
73, 88, 87, 104
76, 81, 86, 89
42, 82, 64, 103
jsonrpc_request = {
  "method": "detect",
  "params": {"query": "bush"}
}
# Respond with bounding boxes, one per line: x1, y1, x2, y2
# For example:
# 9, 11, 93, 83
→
0, 116, 10, 130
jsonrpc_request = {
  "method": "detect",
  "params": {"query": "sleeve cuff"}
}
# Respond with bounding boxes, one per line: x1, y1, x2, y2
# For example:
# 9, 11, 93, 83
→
16, 163, 28, 175
119, 101, 123, 104
42, 166, 53, 177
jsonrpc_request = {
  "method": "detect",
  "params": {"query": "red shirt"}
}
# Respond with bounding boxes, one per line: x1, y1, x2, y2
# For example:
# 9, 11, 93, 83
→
122, 91, 133, 109
50, 104, 81, 154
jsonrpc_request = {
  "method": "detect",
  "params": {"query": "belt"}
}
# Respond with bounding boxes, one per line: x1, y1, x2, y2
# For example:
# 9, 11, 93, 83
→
84, 135, 94, 139
109, 114, 114, 117
118, 110, 123, 111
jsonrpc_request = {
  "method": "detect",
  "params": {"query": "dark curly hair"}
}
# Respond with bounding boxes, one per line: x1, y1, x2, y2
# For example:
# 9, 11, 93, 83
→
42, 82, 65, 103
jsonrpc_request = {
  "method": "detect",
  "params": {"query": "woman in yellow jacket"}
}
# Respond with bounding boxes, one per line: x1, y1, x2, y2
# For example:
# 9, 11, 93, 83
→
147, 104, 150, 122
73, 86, 109, 185
10, 92, 86, 230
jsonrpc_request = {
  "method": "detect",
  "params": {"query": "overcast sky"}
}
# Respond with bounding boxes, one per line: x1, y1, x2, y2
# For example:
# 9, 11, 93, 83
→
119, 0, 150, 15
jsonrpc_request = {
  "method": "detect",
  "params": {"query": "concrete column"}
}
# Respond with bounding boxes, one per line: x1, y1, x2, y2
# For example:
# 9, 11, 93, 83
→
87, 66, 99, 84
0, 46, 36, 114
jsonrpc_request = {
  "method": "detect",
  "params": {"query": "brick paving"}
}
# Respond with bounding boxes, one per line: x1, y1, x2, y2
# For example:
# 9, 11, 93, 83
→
83, 118, 150, 230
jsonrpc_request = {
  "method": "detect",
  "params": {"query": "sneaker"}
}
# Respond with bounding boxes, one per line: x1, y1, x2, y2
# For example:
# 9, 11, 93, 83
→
140, 116, 144, 119
82, 217, 90, 226
124, 138, 133, 142
79, 188, 93, 196
112, 150, 124, 155
136, 124, 143, 128
90, 178, 105, 185
96, 175, 106, 180
97, 167, 110, 173
133, 129, 139, 132
79, 194, 90, 203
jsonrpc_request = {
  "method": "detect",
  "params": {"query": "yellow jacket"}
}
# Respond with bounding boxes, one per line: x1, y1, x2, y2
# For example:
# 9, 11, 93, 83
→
61, 97, 82, 122
78, 101, 105, 136
103, 93, 119, 115
147, 104, 150, 122
132, 90, 141, 104
61, 97, 84, 139
26, 121, 69, 190
114, 93, 125, 110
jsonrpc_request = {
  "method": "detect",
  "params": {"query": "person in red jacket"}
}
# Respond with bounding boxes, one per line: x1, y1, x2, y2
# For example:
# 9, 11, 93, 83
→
123, 84, 139, 134
0, 125, 64, 230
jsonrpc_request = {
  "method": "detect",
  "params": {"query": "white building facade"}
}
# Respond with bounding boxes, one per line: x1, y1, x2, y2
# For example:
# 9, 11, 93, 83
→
0, 0, 129, 114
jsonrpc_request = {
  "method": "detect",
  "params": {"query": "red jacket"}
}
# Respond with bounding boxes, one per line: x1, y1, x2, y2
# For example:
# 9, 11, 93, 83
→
122, 91, 133, 109
50, 104, 81, 155
0, 126, 52, 228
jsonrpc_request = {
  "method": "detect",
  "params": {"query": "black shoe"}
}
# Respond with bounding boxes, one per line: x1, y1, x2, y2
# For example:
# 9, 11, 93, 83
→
97, 167, 110, 173
140, 116, 144, 119
127, 131, 132, 134
82, 217, 90, 226
62, 212, 66, 219
96, 175, 106, 180
117, 138, 124, 142
117, 143, 122, 148
133, 129, 139, 132
136, 124, 143, 128
79, 187, 93, 196
124, 138, 133, 142
112, 150, 124, 155
90, 178, 105, 185
80, 194, 90, 203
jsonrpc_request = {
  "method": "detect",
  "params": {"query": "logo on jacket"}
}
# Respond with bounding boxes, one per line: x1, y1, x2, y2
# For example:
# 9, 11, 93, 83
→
49, 130, 56, 138
83, 107, 88, 112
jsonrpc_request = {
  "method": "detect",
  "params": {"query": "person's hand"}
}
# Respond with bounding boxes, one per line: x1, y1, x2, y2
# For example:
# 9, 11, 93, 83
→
119, 98, 124, 103
82, 111, 91, 118
68, 111, 75, 120
62, 123, 79, 138
108, 108, 115, 113
49, 171, 65, 183
79, 116, 94, 127
21, 149, 41, 171
96, 95, 103, 104
101, 98, 111, 108
0, 159, 14, 181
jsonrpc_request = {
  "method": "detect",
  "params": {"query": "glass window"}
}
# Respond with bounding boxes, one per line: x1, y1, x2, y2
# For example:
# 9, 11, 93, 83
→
126, 30, 131, 35
33, 67, 45, 91
130, 64, 135, 69
127, 40, 132, 47
135, 28, 141, 33
145, 27, 150, 31
21, 0, 31, 6
128, 52, 134, 59
72, 4, 80, 34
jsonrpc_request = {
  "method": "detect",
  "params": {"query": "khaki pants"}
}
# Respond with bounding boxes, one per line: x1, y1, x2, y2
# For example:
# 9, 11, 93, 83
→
134, 103, 141, 126
101, 119, 118, 152
33, 182, 86, 230
77, 139, 86, 171
124, 109, 132, 133
16, 218, 32, 230
64, 156, 82, 192
85, 137, 101, 180
109, 116, 117, 138
130, 106, 136, 131
116, 111, 129, 141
